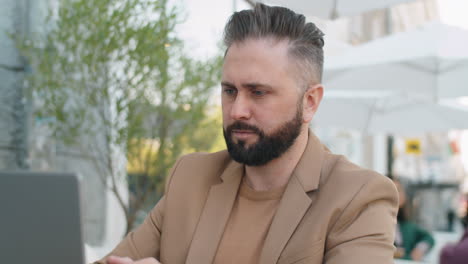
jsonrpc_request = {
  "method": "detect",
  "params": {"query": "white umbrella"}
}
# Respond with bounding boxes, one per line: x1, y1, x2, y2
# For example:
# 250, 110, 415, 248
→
323, 36, 352, 57
313, 91, 468, 135
324, 22, 468, 100
261, 0, 415, 19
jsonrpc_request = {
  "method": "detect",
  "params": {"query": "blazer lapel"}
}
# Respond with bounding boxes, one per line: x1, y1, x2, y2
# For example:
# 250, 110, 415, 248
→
259, 131, 325, 264
185, 161, 244, 264
259, 175, 313, 264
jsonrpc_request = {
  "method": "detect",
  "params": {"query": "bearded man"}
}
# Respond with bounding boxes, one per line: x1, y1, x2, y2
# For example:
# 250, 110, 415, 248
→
97, 3, 398, 264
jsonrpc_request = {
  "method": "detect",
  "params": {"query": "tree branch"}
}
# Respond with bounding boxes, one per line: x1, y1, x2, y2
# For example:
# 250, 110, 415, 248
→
0, 63, 25, 72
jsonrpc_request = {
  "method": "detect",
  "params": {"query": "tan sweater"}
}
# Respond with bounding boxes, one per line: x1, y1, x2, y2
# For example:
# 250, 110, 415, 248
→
213, 178, 286, 264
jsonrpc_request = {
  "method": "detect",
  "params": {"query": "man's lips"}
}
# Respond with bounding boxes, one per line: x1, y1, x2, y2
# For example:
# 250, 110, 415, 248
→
232, 129, 257, 139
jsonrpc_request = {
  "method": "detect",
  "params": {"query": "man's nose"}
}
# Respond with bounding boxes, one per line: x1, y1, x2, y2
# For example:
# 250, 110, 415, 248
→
230, 94, 252, 120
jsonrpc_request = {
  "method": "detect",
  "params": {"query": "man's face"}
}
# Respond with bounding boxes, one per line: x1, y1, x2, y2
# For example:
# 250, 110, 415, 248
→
221, 38, 305, 166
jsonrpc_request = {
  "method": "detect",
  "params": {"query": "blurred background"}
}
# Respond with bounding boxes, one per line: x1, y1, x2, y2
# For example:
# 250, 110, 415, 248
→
1, 0, 467, 263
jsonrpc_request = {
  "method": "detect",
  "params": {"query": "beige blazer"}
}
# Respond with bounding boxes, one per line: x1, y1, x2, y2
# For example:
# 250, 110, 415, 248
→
98, 132, 398, 264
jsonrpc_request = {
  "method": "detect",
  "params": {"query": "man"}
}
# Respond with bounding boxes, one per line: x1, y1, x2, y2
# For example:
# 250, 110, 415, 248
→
392, 178, 434, 261
97, 3, 398, 264
440, 197, 468, 264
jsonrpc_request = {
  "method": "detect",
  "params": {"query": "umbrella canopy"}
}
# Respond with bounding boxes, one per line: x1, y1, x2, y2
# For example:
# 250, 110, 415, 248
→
323, 36, 352, 56
262, 0, 415, 19
313, 91, 468, 135
324, 22, 468, 100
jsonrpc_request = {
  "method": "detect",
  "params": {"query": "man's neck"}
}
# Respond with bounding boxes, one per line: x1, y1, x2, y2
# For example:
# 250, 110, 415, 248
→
244, 128, 309, 191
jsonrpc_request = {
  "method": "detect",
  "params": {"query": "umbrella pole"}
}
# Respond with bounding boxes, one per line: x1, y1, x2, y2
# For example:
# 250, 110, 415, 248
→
330, 0, 339, 19
387, 135, 394, 177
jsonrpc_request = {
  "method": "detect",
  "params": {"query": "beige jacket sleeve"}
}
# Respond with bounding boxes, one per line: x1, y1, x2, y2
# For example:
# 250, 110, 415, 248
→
94, 157, 183, 264
94, 197, 165, 264
324, 176, 398, 264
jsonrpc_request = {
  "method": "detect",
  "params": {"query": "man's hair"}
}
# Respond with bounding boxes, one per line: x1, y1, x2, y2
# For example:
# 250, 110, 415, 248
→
223, 3, 325, 87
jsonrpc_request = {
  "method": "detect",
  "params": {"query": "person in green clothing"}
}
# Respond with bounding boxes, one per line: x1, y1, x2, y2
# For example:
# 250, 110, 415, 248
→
393, 178, 435, 261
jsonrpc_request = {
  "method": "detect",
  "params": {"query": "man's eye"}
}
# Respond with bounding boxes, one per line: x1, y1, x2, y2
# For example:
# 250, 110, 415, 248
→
252, 90, 265, 96
223, 88, 236, 95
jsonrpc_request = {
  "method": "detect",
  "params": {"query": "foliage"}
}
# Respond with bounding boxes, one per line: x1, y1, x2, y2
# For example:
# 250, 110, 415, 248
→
18, 0, 223, 233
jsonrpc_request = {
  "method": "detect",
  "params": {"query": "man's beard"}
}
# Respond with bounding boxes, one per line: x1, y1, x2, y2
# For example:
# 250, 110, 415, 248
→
223, 109, 303, 166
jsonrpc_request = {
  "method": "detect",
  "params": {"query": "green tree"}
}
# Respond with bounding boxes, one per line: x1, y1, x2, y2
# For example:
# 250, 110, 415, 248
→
18, 0, 222, 233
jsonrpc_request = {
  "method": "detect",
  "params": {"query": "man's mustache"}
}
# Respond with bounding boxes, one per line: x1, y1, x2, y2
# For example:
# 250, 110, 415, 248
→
226, 121, 262, 135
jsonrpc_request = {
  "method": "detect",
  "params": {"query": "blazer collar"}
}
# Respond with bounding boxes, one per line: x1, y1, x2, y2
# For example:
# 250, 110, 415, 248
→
259, 130, 326, 264
293, 130, 326, 192
185, 160, 244, 264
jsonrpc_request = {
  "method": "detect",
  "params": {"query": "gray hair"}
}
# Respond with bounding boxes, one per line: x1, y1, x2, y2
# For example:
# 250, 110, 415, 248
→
223, 3, 325, 87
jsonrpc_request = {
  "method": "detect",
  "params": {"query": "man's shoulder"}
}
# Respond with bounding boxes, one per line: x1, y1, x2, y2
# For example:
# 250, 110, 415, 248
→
176, 150, 232, 171
320, 152, 394, 195
327, 153, 386, 180
165, 150, 233, 191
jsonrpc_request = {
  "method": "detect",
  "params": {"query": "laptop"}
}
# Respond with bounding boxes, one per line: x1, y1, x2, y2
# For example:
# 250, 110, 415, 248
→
0, 171, 85, 264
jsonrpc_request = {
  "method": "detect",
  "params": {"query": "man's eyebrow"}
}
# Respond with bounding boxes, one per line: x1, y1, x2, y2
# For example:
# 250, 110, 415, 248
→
243, 82, 273, 90
220, 81, 273, 90
221, 81, 235, 87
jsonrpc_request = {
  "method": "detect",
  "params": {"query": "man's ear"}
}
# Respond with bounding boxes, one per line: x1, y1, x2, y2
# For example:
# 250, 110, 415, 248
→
302, 84, 323, 123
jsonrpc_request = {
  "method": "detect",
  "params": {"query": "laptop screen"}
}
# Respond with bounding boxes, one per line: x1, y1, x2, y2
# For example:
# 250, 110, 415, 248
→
0, 171, 85, 264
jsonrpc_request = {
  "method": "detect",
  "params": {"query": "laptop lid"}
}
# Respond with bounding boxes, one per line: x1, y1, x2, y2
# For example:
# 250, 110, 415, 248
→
0, 171, 85, 264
